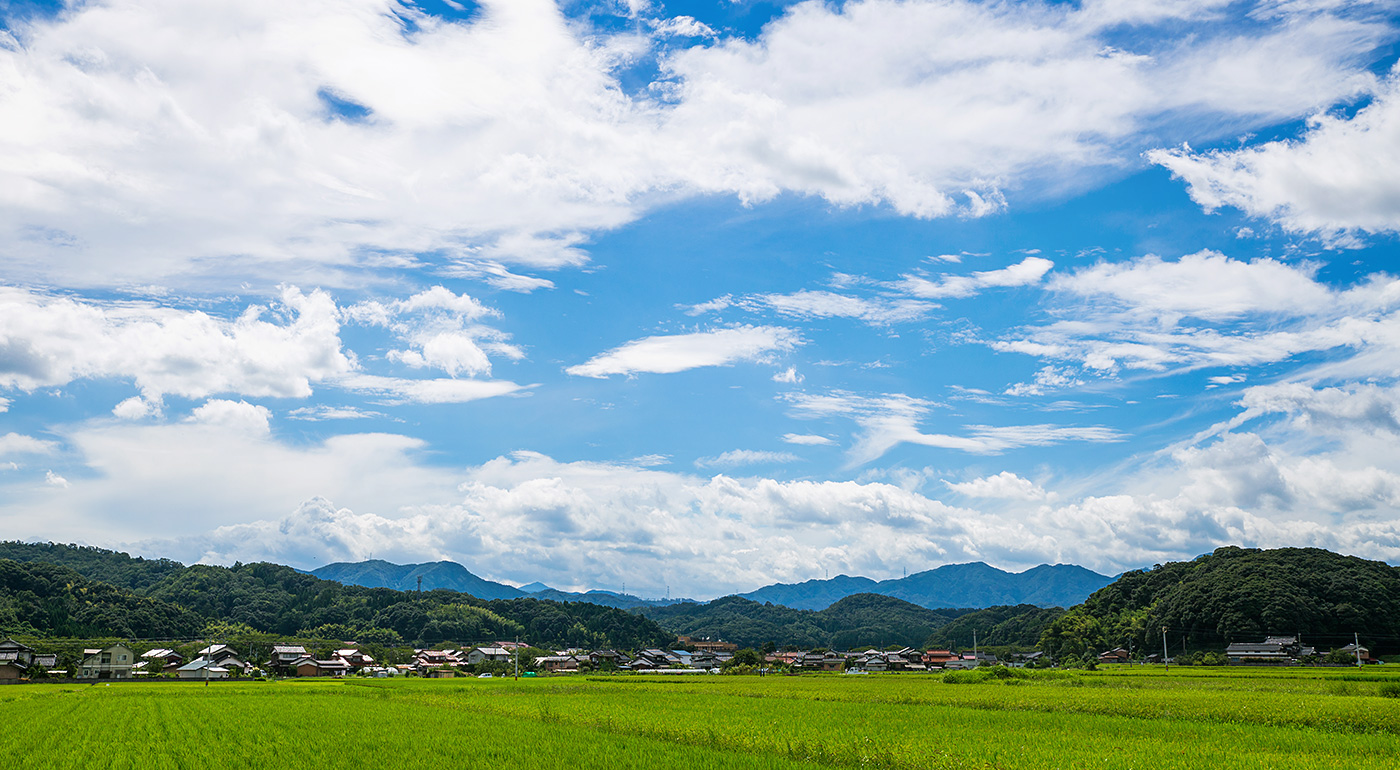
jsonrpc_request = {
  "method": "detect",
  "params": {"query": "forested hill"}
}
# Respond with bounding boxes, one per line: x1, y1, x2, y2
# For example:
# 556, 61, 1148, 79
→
311, 559, 525, 600
1039, 546, 1400, 658
0, 543, 674, 649
922, 604, 1067, 650
639, 593, 972, 649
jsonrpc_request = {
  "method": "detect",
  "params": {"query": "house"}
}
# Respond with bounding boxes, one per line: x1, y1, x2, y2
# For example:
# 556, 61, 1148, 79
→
413, 649, 463, 672
78, 644, 136, 680
1098, 647, 1131, 664
0, 639, 43, 680
589, 650, 628, 670
797, 652, 844, 672
466, 647, 512, 666
923, 650, 958, 669
1226, 635, 1303, 665
196, 645, 248, 674
269, 645, 309, 674
535, 655, 580, 673
1334, 643, 1378, 664
176, 659, 230, 680
1010, 651, 1045, 668
141, 648, 185, 673
333, 649, 375, 669
292, 656, 351, 677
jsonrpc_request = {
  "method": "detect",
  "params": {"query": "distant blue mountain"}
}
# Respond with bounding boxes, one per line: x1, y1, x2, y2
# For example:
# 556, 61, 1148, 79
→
312, 558, 1112, 612
310, 559, 525, 600
737, 563, 1113, 610
311, 560, 692, 608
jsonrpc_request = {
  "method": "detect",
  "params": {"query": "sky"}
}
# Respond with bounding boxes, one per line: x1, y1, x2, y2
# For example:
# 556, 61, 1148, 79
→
2, 0, 1400, 599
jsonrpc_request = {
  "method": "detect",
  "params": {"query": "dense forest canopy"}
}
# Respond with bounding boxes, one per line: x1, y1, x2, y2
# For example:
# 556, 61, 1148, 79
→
0, 542, 674, 651
922, 604, 1067, 650
640, 593, 972, 649
1038, 546, 1400, 658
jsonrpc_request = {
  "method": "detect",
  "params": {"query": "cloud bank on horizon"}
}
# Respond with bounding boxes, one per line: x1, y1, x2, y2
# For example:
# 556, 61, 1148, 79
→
2, 0, 1400, 598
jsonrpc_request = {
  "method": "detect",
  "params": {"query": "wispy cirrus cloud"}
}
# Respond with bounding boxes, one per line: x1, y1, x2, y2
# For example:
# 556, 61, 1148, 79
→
784, 390, 1123, 464
567, 326, 801, 377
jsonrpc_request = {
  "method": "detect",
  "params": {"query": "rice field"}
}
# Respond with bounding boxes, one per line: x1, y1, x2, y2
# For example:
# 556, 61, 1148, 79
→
4, 666, 1399, 769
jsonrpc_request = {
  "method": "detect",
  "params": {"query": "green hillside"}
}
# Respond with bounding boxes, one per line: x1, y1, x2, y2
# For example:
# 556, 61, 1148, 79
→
922, 604, 1067, 649
1039, 546, 1400, 658
640, 593, 969, 649
0, 542, 674, 650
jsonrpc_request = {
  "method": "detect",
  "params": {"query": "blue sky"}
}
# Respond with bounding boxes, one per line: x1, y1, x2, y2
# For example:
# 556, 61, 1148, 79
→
2, 0, 1400, 598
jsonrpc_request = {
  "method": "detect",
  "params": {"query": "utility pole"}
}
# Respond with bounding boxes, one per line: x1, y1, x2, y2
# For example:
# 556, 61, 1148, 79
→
514, 635, 519, 680
1355, 633, 1363, 669
1162, 627, 1169, 673
973, 630, 978, 659
417, 576, 422, 594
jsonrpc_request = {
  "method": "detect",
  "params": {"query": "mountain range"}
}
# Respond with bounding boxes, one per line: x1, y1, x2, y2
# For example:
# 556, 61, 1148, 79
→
309, 560, 693, 610
736, 563, 1115, 610
311, 559, 1113, 612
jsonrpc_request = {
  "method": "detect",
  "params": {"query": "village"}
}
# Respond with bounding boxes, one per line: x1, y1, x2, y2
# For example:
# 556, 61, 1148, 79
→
0, 632, 1380, 683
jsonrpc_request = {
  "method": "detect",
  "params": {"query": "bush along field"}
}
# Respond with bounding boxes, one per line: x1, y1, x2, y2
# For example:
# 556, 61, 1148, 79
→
6, 666, 1400, 770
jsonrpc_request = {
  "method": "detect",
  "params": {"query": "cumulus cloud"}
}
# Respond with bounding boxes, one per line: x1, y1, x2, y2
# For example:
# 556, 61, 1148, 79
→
567, 325, 801, 377
772, 367, 803, 384
944, 471, 1051, 501
187, 399, 273, 435
0, 284, 527, 406
0, 285, 351, 399
112, 397, 160, 420
0, 433, 57, 456
119, 426, 1400, 595
0, 0, 1387, 287
1150, 67, 1400, 239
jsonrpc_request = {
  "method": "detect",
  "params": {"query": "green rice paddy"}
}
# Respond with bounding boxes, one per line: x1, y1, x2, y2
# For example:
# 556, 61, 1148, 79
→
5, 666, 1399, 769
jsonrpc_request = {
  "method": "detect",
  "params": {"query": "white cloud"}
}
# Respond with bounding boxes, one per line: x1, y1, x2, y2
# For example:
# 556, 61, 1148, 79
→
44, 470, 68, 488
1150, 68, 1400, 239
772, 366, 803, 384
0, 285, 352, 399
0, 396, 9, 412
695, 449, 801, 468
899, 257, 1054, 299
652, 15, 717, 39
737, 290, 936, 325
112, 396, 160, 420
784, 390, 1124, 464
439, 261, 556, 293
0, 432, 58, 456
287, 405, 386, 421
337, 374, 527, 404
1050, 251, 1333, 322
782, 433, 835, 446
993, 251, 1400, 380
0, 0, 1387, 287
567, 325, 801, 377
944, 471, 1050, 501
187, 399, 273, 435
